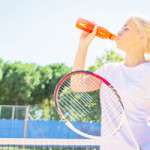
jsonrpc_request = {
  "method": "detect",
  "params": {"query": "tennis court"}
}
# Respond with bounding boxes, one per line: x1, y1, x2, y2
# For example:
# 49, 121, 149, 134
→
0, 105, 100, 150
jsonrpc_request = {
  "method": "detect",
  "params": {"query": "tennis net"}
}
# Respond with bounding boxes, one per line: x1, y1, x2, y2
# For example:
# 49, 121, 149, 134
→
0, 138, 100, 149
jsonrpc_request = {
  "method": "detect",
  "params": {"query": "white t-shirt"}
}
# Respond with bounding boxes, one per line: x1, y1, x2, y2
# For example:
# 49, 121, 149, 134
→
95, 62, 150, 150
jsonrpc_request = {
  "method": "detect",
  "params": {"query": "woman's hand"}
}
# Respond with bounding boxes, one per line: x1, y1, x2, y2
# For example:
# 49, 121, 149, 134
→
78, 26, 97, 49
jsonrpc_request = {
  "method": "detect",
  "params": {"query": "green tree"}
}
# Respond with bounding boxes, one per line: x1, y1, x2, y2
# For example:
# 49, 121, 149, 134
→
0, 62, 40, 105
0, 59, 4, 81
30, 63, 71, 120
46, 63, 71, 120
30, 65, 53, 120
0, 49, 124, 121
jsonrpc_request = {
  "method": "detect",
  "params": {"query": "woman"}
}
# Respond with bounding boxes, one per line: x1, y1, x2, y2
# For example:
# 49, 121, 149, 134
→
72, 13, 150, 150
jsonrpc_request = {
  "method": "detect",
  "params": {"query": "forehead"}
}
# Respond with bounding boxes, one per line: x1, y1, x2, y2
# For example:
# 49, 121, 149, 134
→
123, 18, 137, 28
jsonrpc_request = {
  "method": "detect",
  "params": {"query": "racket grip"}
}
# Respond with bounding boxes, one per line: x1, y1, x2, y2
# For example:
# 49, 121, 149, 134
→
76, 17, 116, 40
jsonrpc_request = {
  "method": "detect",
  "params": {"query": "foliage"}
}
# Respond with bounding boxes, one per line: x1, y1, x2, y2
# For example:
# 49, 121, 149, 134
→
0, 62, 40, 105
0, 49, 123, 120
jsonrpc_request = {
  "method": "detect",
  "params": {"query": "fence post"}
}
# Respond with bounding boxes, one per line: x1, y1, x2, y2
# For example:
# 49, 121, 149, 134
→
23, 106, 30, 138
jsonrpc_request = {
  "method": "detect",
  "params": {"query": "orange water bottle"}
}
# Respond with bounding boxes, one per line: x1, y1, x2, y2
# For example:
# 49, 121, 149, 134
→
76, 17, 116, 40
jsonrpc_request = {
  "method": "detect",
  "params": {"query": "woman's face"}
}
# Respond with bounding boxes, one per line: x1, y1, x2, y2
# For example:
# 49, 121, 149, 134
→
116, 18, 143, 52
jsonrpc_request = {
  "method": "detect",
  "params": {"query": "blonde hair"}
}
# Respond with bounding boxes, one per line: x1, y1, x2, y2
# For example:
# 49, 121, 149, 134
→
128, 12, 150, 57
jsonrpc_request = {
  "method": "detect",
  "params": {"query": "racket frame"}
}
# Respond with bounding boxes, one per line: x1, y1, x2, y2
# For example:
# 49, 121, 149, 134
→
54, 70, 142, 150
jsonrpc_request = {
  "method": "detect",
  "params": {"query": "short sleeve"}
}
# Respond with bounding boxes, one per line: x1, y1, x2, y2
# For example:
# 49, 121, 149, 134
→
94, 65, 106, 77
94, 63, 113, 78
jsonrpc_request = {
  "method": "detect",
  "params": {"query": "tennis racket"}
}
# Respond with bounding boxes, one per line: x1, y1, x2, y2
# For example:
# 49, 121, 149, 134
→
54, 70, 142, 150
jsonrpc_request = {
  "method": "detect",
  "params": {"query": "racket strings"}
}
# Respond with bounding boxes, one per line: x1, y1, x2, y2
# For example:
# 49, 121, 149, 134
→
62, 77, 93, 105
58, 97, 82, 119
58, 93, 87, 119
58, 77, 95, 121
56, 72, 123, 137
100, 83, 122, 136
59, 89, 91, 115
63, 91, 90, 114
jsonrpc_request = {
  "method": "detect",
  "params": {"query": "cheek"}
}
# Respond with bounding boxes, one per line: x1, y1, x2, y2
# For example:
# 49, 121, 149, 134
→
116, 33, 137, 50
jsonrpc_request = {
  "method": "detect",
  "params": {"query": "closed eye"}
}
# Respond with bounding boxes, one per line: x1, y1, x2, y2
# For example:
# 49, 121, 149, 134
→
121, 27, 129, 31
124, 28, 129, 30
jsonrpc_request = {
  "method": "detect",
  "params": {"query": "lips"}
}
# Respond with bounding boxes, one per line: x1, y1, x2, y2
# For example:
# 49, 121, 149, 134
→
115, 36, 119, 41
116, 35, 121, 41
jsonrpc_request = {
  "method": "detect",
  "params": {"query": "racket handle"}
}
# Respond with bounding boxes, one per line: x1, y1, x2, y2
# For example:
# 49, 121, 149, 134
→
76, 17, 116, 40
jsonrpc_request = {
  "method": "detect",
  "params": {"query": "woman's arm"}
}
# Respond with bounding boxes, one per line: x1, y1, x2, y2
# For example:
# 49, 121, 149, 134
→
71, 26, 101, 92
71, 73, 101, 92
72, 26, 97, 71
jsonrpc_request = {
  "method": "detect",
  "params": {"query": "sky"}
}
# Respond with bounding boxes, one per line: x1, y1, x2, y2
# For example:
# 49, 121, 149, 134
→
0, 0, 150, 69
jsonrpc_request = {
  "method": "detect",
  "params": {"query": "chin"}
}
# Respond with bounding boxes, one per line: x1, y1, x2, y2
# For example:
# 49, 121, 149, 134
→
116, 45, 126, 53
116, 42, 125, 50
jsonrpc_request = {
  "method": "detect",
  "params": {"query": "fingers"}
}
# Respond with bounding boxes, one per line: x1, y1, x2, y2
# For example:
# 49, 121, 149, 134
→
86, 25, 97, 41
81, 25, 97, 38
80, 31, 89, 38
92, 25, 97, 35
79, 25, 97, 48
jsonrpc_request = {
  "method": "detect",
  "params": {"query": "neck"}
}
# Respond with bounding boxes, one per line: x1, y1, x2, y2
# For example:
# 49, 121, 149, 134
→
125, 52, 147, 67
123, 44, 148, 67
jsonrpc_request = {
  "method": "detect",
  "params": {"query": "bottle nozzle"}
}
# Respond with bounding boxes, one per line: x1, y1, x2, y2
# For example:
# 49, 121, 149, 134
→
110, 34, 116, 40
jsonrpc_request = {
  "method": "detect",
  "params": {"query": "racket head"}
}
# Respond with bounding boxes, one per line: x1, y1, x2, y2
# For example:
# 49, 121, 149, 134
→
54, 70, 124, 139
